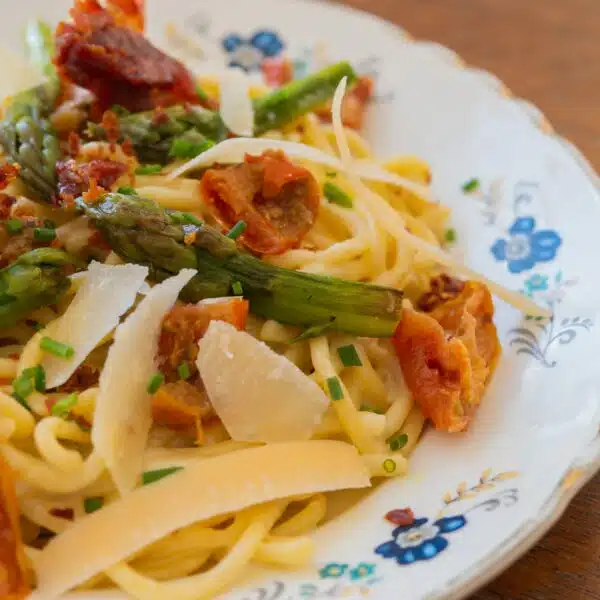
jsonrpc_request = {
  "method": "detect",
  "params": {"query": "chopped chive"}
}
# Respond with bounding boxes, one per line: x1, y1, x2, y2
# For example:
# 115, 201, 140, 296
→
146, 373, 164, 394
117, 186, 137, 196
31, 321, 43, 332
12, 392, 30, 410
169, 211, 203, 226
195, 84, 210, 103
34, 227, 57, 243
231, 281, 243, 296
462, 178, 480, 193
40, 337, 75, 359
323, 181, 353, 208
169, 137, 214, 159
110, 104, 130, 117
142, 466, 183, 486
43, 219, 56, 229
226, 220, 247, 240
325, 171, 338, 178
388, 432, 409, 452
291, 320, 336, 343
337, 344, 363, 367
135, 164, 162, 175
383, 458, 397, 474
360, 403, 384, 414
12, 373, 34, 403
178, 362, 191, 381
84, 497, 103, 514
6, 219, 23, 234
444, 228, 457, 243
52, 393, 78, 417
326, 376, 344, 401
33, 365, 46, 393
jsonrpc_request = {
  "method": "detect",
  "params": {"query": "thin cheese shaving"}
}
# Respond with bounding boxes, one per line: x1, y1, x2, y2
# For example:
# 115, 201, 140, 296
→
329, 79, 551, 318
30, 441, 370, 600
91, 269, 195, 495
41, 263, 148, 389
197, 321, 329, 442
219, 67, 254, 137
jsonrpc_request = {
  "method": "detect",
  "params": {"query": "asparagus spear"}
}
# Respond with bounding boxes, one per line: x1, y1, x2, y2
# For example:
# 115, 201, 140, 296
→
79, 193, 403, 337
86, 62, 357, 163
0, 248, 75, 328
87, 105, 228, 164
0, 21, 61, 202
253, 61, 357, 135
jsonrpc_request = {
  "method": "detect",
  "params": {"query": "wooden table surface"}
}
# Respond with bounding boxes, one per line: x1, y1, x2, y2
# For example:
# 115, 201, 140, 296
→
334, 1, 600, 598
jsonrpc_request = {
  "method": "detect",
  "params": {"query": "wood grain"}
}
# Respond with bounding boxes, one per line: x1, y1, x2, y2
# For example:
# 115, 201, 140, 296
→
332, 1, 600, 598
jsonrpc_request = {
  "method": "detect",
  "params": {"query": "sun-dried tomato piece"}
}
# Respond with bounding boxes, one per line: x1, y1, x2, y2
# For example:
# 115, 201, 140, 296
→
393, 281, 500, 433
55, 0, 201, 112
317, 75, 374, 130
0, 455, 30, 599
201, 150, 320, 255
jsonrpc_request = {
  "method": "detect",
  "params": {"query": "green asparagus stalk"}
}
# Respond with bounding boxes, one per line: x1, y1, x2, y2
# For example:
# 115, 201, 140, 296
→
0, 248, 75, 328
86, 62, 357, 163
87, 104, 228, 164
0, 20, 61, 202
253, 61, 357, 135
79, 193, 403, 337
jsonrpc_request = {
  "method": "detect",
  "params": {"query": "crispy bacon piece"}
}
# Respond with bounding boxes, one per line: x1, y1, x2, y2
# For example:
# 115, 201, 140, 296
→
317, 75, 374, 130
55, 0, 200, 112
393, 280, 500, 433
0, 195, 16, 220
0, 164, 20, 192
201, 151, 320, 255
56, 158, 127, 204
157, 298, 249, 379
0, 455, 30, 599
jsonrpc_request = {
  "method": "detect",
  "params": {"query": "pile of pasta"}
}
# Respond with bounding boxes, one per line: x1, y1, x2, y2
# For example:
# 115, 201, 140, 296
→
0, 42, 550, 600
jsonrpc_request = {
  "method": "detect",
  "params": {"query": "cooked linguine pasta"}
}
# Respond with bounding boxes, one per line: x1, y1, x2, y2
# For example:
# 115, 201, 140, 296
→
0, 2, 548, 599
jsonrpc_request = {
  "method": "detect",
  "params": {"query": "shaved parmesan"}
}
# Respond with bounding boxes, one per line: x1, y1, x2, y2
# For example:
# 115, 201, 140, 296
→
92, 269, 195, 495
219, 68, 254, 137
197, 321, 329, 442
30, 441, 370, 600
41, 263, 148, 389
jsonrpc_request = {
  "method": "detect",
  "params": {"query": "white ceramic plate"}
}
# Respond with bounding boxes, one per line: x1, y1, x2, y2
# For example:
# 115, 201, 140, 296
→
8, 1, 600, 598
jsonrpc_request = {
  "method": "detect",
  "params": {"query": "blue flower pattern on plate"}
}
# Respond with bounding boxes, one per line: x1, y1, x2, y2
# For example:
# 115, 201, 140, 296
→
375, 515, 466, 564
490, 216, 562, 274
222, 30, 284, 71
318, 563, 349, 578
522, 273, 549, 296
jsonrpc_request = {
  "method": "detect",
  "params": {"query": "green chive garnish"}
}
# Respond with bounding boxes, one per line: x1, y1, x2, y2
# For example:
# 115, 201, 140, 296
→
226, 220, 247, 240
325, 171, 338, 178
462, 178, 480, 193
178, 362, 191, 381
84, 497, 103, 514
290, 320, 336, 344
135, 164, 162, 175
146, 373, 164, 394
6, 219, 23, 234
337, 344, 363, 367
43, 219, 56, 229
383, 458, 397, 474
52, 393, 78, 417
326, 376, 344, 401
360, 403, 384, 414
33, 365, 46, 393
142, 466, 183, 486
12, 373, 34, 403
323, 182, 353, 208
388, 432, 409, 452
117, 186, 137, 196
169, 138, 214, 159
180, 212, 203, 226
445, 228, 457, 243
231, 281, 243, 296
195, 84, 210, 103
34, 228, 57, 243
40, 337, 75, 359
